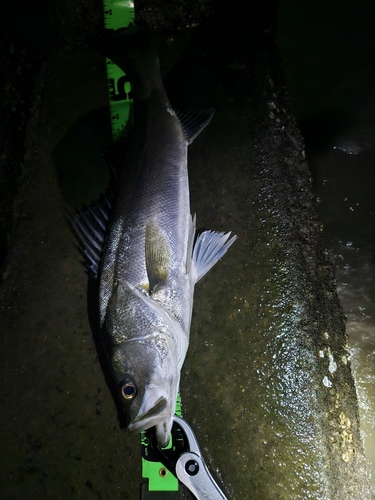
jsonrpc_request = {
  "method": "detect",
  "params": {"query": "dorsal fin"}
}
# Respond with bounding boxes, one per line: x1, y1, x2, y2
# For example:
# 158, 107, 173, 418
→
175, 109, 215, 145
68, 196, 112, 278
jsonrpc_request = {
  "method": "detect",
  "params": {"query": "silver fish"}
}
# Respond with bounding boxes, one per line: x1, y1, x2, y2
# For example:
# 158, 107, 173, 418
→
73, 48, 236, 447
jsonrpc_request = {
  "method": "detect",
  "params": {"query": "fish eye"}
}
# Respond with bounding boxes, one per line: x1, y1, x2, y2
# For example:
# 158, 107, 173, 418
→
120, 380, 137, 400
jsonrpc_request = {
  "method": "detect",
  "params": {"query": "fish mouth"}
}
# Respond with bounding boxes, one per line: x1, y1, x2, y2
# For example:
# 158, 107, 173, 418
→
128, 396, 169, 435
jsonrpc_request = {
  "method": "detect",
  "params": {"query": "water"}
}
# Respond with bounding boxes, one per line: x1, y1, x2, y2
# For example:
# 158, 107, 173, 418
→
312, 149, 375, 493
334, 242, 375, 458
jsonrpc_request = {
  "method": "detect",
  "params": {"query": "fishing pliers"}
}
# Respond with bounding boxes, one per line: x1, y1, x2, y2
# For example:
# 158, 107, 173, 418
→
141, 416, 229, 499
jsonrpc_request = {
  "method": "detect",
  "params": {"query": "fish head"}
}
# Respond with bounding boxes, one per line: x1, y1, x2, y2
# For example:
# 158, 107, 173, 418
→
110, 340, 180, 448
105, 280, 187, 448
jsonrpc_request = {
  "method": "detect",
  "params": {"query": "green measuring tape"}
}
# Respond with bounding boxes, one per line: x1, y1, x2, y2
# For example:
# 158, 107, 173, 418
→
103, 0, 134, 141
103, 1, 182, 495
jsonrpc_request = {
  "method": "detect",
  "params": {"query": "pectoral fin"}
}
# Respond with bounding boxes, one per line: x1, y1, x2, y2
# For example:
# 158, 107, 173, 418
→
145, 222, 171, 293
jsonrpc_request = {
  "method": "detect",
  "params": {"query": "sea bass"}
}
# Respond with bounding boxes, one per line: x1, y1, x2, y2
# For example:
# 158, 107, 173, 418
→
73, 46, 236, 447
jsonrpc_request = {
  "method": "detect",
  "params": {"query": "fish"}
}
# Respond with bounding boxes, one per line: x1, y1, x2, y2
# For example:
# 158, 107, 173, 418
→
72, 40, 237, 447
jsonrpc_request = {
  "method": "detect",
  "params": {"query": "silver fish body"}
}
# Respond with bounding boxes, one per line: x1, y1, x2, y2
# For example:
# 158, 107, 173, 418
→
75, 49, 236, 447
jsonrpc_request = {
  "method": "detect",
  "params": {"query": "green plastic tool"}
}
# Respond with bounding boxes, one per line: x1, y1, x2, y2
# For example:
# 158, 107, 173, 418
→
141, 393, 183, 493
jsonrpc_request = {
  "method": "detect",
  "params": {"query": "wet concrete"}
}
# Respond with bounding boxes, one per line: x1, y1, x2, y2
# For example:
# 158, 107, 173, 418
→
277, 1, 375, 495
0, 1, 371, 499
308, 148, 375, 495
176, 23, 370, 498
0, 46, 141, 499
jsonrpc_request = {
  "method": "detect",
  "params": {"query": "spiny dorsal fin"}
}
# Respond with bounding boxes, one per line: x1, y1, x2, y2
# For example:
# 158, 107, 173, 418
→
175, 109, 215, 145
145, 222, 171, 293
68, 196, 112, 278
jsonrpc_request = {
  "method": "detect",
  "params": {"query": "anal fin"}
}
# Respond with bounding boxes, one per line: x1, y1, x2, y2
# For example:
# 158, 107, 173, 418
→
175, 109, 215, 145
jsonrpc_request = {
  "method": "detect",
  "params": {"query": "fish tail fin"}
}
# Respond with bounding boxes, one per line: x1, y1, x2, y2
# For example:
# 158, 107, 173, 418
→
191, 230, 237, 283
